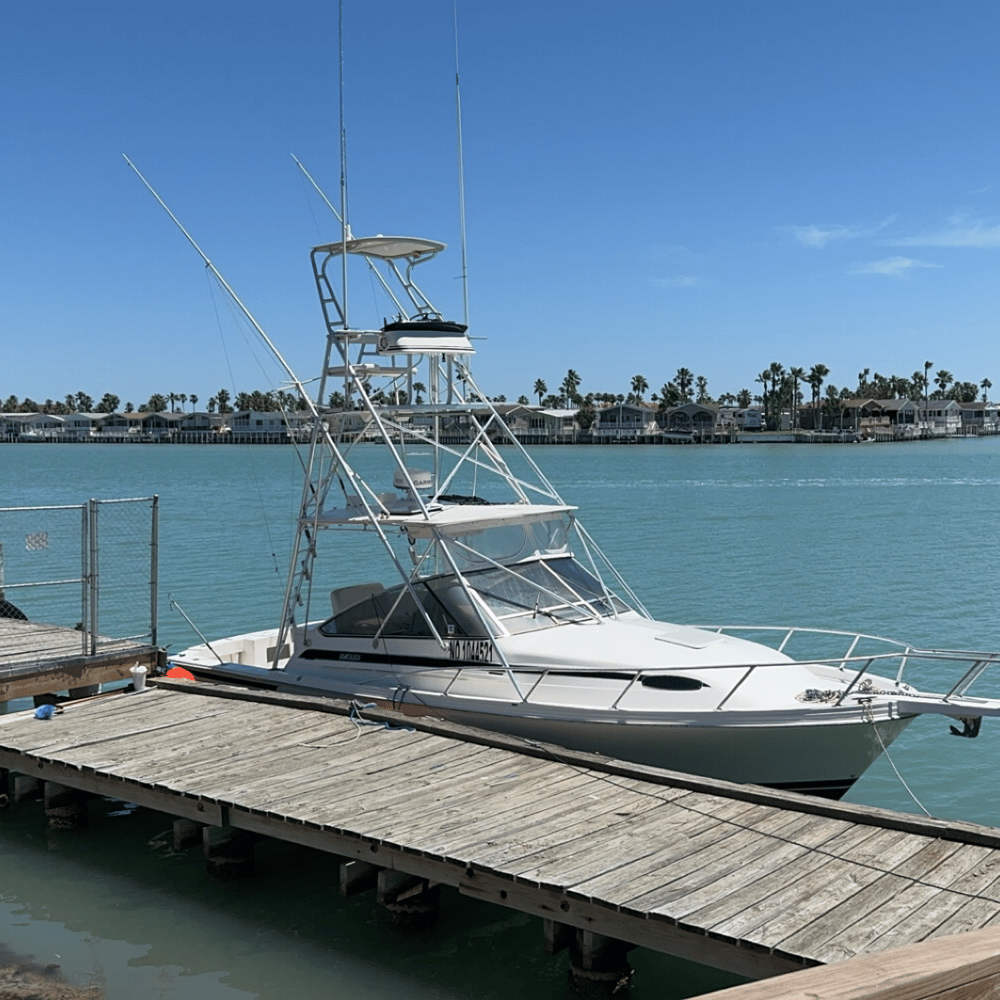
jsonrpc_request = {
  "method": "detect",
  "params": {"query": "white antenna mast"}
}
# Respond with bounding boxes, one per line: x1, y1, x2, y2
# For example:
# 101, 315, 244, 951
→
454, 1, 470, 325
338, 0, 350, 330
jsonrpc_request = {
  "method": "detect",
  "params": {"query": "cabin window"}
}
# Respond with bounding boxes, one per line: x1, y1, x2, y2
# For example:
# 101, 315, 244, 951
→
319, 581, 488, 638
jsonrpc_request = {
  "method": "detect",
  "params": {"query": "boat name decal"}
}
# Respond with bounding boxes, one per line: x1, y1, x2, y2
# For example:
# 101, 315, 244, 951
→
448, 639, 494, 663
337, 652, 362, 661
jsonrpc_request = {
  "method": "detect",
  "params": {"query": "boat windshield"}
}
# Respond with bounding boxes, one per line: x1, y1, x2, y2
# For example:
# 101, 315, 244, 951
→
464, 557, 630, 634
318, 557, 628, 639
443, 515, 571, 572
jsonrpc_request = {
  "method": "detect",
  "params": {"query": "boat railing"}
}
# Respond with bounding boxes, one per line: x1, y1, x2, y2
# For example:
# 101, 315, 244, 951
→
398, 625, 1000, 713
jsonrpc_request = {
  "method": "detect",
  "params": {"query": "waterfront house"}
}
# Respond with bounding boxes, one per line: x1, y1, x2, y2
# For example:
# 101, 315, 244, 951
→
97, 413, 134, 440
494, 404, 534, 440
530, 408, 579, 443
62, 412, 103, 440
594, 403, 657, 441
958, 401, 1000, 435
229, 410, 300, 442
139, 411, 185, 440
827, 399, 920, 438
663, 402, 718, 439
8, 413, 65, 440
918, 399, 962, 437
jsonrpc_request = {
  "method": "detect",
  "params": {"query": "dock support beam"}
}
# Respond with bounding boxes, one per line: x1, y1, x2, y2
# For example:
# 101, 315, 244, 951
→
377, 870, 440, 929
544, 918, 575, 954
202, 825, 255, 878
568, 930, 634, 995
13, 775, 41, 804
44, 781, 90, 830
173, 818, 204, 851
340, 859, 380, 897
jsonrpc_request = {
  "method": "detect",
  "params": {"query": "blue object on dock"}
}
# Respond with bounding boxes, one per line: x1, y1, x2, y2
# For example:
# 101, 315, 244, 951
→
34, 704, 56, 720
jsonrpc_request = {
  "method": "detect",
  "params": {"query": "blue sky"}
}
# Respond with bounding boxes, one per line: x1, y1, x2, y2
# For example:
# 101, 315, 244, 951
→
3, 0, 998, 409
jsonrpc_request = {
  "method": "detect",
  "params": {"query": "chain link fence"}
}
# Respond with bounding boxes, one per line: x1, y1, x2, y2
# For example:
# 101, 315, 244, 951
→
0, 497, 157, 658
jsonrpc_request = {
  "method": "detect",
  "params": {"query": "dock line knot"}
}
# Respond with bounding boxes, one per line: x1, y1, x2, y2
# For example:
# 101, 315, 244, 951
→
349, 700, 414, 733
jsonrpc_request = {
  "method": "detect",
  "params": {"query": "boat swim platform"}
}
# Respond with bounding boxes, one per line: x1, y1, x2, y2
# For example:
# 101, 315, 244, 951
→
0, 618, 163, 704
2, 681, 999, 983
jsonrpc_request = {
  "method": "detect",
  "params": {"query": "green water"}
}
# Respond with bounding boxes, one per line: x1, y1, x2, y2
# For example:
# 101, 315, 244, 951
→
2, 440, 999, 998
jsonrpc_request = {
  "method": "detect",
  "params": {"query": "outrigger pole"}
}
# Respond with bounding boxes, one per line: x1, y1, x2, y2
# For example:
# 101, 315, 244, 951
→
122, 155, 319, 423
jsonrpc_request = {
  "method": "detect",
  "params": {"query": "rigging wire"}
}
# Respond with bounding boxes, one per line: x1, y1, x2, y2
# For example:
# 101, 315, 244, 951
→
871, 717, 932, 817
204, 270, 283, 583
453, 0, 470, 325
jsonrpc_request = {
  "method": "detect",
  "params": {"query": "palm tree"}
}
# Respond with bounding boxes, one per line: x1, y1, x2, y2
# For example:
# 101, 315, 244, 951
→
216, 388, 232, 414
934, 369, 953, 398
789, 367, 805, 428
561, 369, 582, 407
630, 374, 648, 401
413, 382, 426, 404
674, 368, 694, 401
695, 375, 710, 403
807, 364, 828, 430
765, 362, 785, 429
754, 370, 770, 427
923, 360, 934, 424
981, 378, 992, 402
533, 379, 547, 406
189, 394, 199, 411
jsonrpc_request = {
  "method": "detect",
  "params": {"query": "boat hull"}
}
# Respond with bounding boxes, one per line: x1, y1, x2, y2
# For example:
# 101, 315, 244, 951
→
417, 704, 914, 799
176, 652, 913, 800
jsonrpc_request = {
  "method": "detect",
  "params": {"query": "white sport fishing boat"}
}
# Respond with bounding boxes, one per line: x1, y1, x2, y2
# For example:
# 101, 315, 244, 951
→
167, 228, 1000, 800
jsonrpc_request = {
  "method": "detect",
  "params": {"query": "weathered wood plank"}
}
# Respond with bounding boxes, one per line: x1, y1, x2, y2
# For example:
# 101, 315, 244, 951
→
689, 925, 1000, 1000
440, 775, 675, 869
772, 834, 984, 961
564, 802, 789, 904
507, 793, 724, 887
627, 814, 850, 921
677, 822, 884, 936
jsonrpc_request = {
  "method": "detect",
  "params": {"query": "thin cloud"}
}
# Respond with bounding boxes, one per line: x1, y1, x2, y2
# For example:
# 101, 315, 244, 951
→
649, 275, 700, 288
890, 221, 1000, 248
782, 215, 895, 249
849, 256, 940, 277
785, 224, 865, 248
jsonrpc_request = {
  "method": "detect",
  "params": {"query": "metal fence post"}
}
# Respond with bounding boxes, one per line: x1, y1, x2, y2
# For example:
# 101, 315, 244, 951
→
80, 503, 89, 655
88, 499, 99, 655
150, 495, 159, 647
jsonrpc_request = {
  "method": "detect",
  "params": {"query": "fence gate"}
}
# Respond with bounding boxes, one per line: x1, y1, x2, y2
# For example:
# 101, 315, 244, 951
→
0, 496, 158, 657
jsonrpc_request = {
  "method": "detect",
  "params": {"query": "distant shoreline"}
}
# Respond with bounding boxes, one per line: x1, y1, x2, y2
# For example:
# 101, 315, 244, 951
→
5, 429, 998, 447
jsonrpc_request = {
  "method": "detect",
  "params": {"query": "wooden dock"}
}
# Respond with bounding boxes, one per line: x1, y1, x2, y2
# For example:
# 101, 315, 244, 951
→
0, 618, 162, 703
2, 679, 1000, 985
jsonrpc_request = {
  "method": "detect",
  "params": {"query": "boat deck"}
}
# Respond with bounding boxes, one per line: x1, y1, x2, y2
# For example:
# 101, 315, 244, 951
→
2, 679, 999, 981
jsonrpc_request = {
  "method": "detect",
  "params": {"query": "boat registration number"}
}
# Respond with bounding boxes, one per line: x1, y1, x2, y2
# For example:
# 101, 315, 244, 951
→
448, 639, 494, 663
